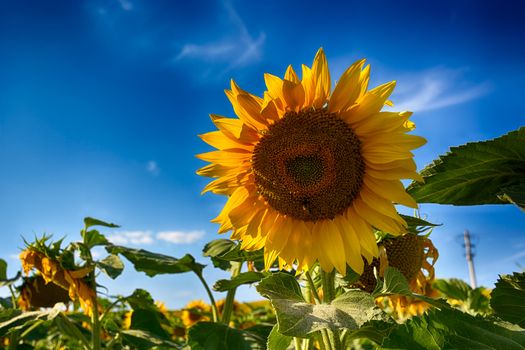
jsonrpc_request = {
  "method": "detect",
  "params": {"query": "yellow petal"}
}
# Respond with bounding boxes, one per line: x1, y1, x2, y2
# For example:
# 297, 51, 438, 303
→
341, 81, 396, 125
352, 197, 405, 234
311, 48, 331, 108
210, 114, 259, 143
321, 219, 347, 274
334, 215, 364, 274
364, 176, 418, 209
329, 59, 366, 113
196, 149, 251, 166
199, 131, 254, 150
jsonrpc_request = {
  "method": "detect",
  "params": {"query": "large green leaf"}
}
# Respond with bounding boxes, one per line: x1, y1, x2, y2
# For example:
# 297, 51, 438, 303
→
106, 244, 204, 277
0, 307, 61, 337
187, 322, 266, 350
491, 272, 525, 327
82, 229, 109, 248
213, 271, 268, 292
372, 267, 412, 297
381, 308, 525, 350
433, 278, 491, 315
257, 273, 384, 337
407, 127, 525, 207
432, 278, 470, 301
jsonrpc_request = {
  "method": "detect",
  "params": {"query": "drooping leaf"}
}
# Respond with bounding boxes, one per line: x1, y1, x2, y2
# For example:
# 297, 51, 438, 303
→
120, 329, 181, 350
491, 272, 525, 327
82, 229, 109, 248
106, 244, 204, 277
203, 239, 264, 271
0, 271, 21, 288
0, 307, 60, 337
257, 273, 384, 337
381, 307, 525, 350
213, 271, 268, 292
83, 217, 120, 229
407, 127, 525, 207
187, 322, 265, 350
400, 215, 440, 234
96, 254, 124, 279
267, 324, 293, 350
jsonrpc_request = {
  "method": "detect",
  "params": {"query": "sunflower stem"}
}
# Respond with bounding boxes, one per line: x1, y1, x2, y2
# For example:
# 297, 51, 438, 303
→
221, 261, 242, 325
293, 337, 302, 350
304, 270, 321, 304
320, 269, 341, 350
195, 272, 219, 323
82, 224, 101, 350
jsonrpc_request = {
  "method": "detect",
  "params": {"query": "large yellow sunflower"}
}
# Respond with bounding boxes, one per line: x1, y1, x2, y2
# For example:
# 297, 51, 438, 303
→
197, 48, 425, 275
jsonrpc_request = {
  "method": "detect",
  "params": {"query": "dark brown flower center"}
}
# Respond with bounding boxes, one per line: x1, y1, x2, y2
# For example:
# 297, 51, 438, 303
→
252, 108, 365, 221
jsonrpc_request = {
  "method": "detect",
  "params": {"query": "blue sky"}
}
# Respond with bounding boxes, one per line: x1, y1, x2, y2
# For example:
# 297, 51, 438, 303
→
1, 0, 524, 308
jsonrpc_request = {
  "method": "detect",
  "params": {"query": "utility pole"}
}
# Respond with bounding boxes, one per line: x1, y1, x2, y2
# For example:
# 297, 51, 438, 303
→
463, 230, 477, 289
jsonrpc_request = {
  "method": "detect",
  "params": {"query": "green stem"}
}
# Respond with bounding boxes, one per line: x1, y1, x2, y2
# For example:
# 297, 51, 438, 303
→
221, 261, 242, 324
305, 270, 333, 350
293, 337, 302, 350
304, 271, 321, 304
320, 269, 340, 350
196, 272, 219, 322
8, 285, 17, 309
82, 225, 101, 350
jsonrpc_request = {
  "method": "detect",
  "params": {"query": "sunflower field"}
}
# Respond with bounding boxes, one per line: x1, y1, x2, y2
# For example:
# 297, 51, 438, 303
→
1, 49, 524, 350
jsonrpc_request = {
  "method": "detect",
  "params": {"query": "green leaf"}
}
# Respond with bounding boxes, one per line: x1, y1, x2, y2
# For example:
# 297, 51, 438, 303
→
213, 271, 268, 292
187, 322, 265, 350
408, 127, 525, 206
267, 324, 293, 350
106, 244, 205, 277
203, 239, 264, 271
0, 259, 6, 280
83, 217, 120, 229
372, 267, 412, 297
257, 273, 384, 337
0, 307, 60, 337
120, 329, 181, 350
82, 229, 109, 248
97, 254, 124, 279
53, 313, 91, 350
432, 278, 471, 301
125, 289, 158, 311
491, 272, 525, 327
399, 215, 440, 234
130, 309, 170, 339
499, 183, 525, 210
381, 308, 525, 350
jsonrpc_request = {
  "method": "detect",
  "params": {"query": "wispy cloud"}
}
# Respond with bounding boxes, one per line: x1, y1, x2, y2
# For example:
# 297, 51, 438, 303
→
107, 231, 154, 245
175, 0, 265, 71
146, 160, 160, 176
117, 0, 134, 11
107, 229, 205, 245
503, 249, 525, 263
388, 67, 491, 112
157, 230, 205, 244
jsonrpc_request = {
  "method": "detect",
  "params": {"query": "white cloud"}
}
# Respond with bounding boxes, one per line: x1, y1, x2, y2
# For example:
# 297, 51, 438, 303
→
146, 160, 160, 176
117, 0, 134, 11
107, 231, 154, 245
157, 230, 205, 244
387, 67, 491, 112
503, 250, 525, 263
175, 0, 265, 70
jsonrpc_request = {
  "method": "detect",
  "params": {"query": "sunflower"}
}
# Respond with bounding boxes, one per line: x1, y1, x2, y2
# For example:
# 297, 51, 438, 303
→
18, 274, 70, 310
181, 300, 211, 328
197, 48, 425, 274
20, 249, 96, 316
362, 234, 439, 319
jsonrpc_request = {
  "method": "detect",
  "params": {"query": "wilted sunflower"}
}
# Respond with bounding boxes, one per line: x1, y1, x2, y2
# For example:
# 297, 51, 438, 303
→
181, 300, 211, 328
361, 234, 439, 318
20, 249, 96, 316
18, 274, 70, 310
197, 48, 425, 274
